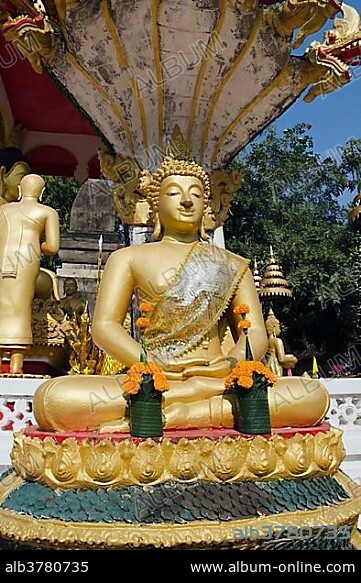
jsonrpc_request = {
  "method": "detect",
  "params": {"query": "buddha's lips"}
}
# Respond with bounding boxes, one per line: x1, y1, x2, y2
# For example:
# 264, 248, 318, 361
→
178, 209, 196, 216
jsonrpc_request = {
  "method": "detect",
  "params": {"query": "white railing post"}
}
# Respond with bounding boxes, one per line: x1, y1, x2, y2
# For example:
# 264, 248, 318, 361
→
0, 378, 42, 466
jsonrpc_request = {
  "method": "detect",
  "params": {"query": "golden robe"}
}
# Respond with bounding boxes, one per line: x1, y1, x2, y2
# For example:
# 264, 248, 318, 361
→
145, 242, 249, 360
0, 204, 42, 347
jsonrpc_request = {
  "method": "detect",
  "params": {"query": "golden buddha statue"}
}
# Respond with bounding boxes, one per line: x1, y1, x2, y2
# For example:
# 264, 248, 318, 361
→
0, 124, 31, 205
263, 308, 298, 377
0, 160, 30, 206
60, 277, 87, 323
33, 157, 329, 431
0, 174, 60, 374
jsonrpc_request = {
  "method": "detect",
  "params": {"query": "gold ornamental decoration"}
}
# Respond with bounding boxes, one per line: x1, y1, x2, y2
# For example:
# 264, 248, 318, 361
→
269, 0, 341, 49
1, 2, 58, 74
99, 146, 243, 229
303, 4, 361, 102
205, 168, 244, 231
0, 471, 359, 550
98, 150, 151, 226
10, 428, 345, 490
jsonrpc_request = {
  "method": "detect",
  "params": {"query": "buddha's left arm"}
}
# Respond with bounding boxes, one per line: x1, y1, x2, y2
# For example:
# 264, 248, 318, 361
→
226, 268, 268, 363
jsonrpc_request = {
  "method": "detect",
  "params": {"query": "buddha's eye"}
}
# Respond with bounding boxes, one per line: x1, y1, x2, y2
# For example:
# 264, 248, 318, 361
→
190, 190, 202, 198
167, 191, 180, 196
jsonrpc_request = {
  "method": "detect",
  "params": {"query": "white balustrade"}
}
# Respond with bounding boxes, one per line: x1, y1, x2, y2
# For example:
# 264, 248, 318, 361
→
0, 378, 42, 467
324, 378, 361, 483
0, 378, 360, 481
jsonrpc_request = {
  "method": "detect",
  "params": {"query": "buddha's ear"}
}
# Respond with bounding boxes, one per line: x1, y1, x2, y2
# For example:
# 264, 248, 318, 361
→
199, 216, 208, 241
153, 213, 162, 241
0, 167, 5, 199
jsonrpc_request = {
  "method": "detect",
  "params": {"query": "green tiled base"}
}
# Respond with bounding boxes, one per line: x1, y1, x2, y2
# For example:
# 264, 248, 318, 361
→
0, 470, 359, 550
0, 474, 349, 524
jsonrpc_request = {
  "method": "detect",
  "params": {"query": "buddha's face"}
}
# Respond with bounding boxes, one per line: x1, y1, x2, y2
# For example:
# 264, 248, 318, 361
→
158, 175, 204, 234
64, 279, 77, 296
267, 322, 280, 337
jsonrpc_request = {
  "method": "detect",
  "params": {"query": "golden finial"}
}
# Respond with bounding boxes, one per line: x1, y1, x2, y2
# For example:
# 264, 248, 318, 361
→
259, 246, 292, 299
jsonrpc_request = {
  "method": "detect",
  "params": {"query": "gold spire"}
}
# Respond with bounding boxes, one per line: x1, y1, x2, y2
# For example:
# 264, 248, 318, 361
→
259, 245, 293, 299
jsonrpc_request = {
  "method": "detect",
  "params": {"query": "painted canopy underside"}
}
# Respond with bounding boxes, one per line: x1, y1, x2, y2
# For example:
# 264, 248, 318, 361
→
0, 1, 354, 171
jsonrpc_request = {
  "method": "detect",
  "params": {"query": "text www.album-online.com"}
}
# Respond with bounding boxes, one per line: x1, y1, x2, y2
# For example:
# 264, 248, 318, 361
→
189, 561, 356, 574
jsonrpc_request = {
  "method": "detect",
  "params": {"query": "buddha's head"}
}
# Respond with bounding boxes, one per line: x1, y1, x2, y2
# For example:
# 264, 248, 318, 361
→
0, 161, 30, 202
265, 309, 281, 337
63, 278, 78, 297
19, 174, 45, 200
139, 155, 210, 240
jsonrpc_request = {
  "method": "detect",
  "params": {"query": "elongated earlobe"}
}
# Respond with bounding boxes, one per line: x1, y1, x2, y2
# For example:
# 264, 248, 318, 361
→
199, 216, 208, 241
153, 213, 162, 241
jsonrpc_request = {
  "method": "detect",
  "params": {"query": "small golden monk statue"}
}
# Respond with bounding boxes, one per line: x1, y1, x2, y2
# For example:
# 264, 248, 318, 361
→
34, 157, 329, 431
60, 277, 86, 323
0, 174, 60, 374
263, 308, 298, 377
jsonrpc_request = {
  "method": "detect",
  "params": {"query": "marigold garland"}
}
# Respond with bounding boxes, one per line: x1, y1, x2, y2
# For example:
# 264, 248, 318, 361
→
237, 319, 251, 330
123, 362, 170, 395
234, 304, 250, 315
139, 302, 154, 313
136, 317, 151, 329
225, 360, 277, 391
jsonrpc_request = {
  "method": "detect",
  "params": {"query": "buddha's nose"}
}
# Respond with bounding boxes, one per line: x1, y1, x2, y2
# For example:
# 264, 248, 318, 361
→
180, 195, 193, 208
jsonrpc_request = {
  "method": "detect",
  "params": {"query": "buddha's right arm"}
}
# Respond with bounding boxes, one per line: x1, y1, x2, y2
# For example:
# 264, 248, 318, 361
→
92, 249, 142, 366
41, 209, 60, 255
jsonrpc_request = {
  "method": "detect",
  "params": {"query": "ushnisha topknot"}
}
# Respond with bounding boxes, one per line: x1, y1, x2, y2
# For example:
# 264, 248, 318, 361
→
138, 155, 211, 215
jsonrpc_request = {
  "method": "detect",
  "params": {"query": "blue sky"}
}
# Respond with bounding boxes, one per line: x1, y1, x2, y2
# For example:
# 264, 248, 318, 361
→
271, 0, 360, 202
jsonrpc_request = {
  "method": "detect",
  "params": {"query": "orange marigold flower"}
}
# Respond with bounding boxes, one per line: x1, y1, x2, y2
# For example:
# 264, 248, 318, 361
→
224, 374, 236, 390
123, 369, 143, 395
233, 304, 250, 315
224, 360, 277, 390
139, 302, 154, 313
136, 317, 151, 329
153, 372, 170, 392
237, 319, 251, 330
122, 362, 169, 394
238, 375, 253, 389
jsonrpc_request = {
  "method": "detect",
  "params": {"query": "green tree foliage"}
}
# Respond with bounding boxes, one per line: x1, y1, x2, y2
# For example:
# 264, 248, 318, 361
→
40, 175, 79, 270
42, 176, 79, 234
225, 124, 359, 367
